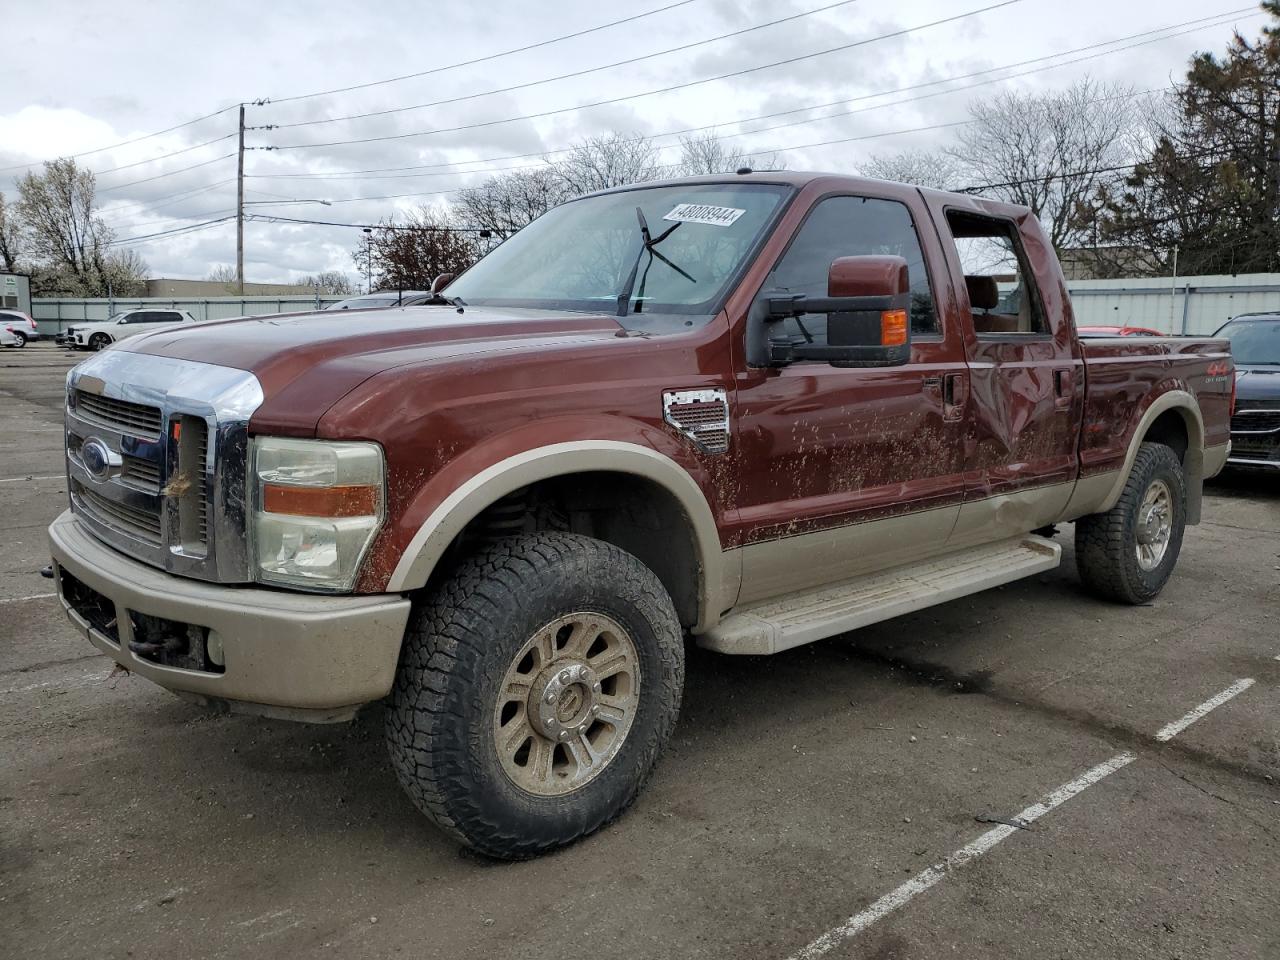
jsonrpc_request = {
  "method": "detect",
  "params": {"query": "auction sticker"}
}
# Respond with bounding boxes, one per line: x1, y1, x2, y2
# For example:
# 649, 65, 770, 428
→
662, 203, 746, 227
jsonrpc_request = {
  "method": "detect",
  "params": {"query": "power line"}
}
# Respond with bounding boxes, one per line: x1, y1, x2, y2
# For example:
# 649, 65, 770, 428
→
88, 132, 238, 177
0, 104, 239, 175
246, 213, 490, 232
262, 0, 706, 105
250, 6, 1251, 175
262, 0, 1024, 151
105, 215, 236, 247
97, 153, 236, 192
264, 0, 864, 130
237, 7, 1247, 209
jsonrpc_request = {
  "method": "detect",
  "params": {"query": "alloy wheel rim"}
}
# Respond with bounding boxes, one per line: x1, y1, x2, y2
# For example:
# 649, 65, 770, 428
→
1135, 478, 1173, 571
493, 612, 640, 797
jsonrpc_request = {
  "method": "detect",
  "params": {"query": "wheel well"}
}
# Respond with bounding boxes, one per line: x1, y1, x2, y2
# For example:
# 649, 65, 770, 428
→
439, 472, 702, 630
1142, 409, 1189, 463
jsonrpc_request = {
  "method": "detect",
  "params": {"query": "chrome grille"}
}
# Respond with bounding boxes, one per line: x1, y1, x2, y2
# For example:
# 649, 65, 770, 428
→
121, 454, 162, 491
1231, 408, 1280, 433
64, 351, 264, 583
73, 480, 163, 545
75, 391, 163, 438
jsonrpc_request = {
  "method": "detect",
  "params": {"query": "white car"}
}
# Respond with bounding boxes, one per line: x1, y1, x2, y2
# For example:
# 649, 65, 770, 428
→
70, 309, 198, 351
0, 326, 19, 348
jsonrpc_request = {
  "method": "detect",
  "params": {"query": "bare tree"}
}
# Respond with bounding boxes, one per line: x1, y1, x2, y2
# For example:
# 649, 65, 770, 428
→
454, 167, 569, 241
99, 248, 149, 296
946, 79, 1140, 252
550, 132, 663, 195
295, 271, 355, 295
16, 158, 118, 294
206, 264, 239, 290
356, 206, 479, 291
675, 132, 786, 176
859, 149, 963, 190
0, 192, 21, 272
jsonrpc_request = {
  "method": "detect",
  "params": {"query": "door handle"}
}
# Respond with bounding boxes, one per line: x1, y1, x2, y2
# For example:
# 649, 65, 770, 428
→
943, 372, 967, 422
1053, 368, 1073, 410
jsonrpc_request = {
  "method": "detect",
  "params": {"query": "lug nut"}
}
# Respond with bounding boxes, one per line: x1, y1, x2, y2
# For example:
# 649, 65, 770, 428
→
545, 690, 556, 704
592, 682, 601, 693
591, 705, 600, 716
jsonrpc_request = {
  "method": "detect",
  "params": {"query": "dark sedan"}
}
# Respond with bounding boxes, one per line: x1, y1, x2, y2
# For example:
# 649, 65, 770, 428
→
1215, 313, 1280, 472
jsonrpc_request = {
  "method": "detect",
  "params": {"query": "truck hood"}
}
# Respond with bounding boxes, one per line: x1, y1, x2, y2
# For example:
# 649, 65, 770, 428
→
1235, 364, 1280, 404
119, 305, 626, 435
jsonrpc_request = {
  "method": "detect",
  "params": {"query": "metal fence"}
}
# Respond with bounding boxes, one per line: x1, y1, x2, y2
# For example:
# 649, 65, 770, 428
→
1027, 273, 1280, 336
29, 295, 346, 335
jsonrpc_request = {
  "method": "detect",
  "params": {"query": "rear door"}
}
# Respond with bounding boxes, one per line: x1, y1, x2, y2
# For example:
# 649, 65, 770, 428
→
730, 188, 973, 603
925, 199, 1084, 547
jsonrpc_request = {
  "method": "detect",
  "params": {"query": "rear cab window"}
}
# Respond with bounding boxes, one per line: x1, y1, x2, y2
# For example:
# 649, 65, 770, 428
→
943, 210, 1048, 337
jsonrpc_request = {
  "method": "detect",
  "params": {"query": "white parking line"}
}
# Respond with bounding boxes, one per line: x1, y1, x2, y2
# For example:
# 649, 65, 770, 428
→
785, 678, 1257, 960
0, 474, 64, 483
1154, 678, 1255, 742
0, 593, 56, 604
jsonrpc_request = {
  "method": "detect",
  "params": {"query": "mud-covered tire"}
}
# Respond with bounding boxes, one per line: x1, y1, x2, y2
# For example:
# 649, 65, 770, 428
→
385, 532, 684, 859
1075, 442, 1186, 604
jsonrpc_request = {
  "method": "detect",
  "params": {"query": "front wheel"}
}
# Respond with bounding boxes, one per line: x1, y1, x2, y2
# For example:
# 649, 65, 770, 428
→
89, 333, 111, 351
386, 532, 684, 859
1075, 442, 1186, 604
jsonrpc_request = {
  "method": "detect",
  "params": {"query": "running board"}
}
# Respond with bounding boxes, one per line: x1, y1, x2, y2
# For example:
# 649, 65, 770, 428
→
699, 535, 1061, 655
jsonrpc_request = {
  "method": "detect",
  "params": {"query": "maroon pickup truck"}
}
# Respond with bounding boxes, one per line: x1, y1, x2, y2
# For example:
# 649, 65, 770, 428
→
50, 172, 1233, 858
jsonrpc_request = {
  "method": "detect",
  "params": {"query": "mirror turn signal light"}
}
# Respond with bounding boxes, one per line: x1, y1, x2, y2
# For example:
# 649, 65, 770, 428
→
262, 483, 380, 518
880, 309, 908, 347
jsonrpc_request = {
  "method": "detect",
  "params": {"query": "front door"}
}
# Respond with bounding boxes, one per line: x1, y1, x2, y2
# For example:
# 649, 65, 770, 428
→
928, 201, 1084, 547
730, 190, 972, 605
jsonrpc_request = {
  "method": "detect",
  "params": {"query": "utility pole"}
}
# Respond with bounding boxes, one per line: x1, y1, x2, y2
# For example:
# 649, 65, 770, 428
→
363, 227, 373, 293
236, 103, 246, 296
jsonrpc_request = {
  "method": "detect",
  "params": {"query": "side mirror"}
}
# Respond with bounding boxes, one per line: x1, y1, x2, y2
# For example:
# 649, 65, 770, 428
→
765, 255, 912, 367
430, 273, 455, 294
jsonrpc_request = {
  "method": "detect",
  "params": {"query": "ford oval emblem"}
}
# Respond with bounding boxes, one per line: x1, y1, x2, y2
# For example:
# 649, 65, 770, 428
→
80, 437, 119, 482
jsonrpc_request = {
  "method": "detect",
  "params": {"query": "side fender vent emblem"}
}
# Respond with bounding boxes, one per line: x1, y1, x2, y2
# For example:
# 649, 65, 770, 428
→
663, 389, 730, 454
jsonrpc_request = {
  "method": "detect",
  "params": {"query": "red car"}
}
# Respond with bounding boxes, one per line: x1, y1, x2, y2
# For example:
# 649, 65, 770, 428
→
1077, 324, 1164, 338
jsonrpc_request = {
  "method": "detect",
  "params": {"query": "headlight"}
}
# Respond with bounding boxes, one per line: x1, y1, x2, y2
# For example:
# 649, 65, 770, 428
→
250, 437, 385, 592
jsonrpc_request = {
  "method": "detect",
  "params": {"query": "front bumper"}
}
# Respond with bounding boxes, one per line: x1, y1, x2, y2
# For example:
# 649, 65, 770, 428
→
49, 510, 412, 721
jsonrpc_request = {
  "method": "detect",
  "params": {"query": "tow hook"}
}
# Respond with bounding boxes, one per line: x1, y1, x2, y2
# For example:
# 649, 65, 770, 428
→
128, 636, 186, 658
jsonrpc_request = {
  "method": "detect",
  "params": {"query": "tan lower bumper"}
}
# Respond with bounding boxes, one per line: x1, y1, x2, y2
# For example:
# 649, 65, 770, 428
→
48, 510, 411, 719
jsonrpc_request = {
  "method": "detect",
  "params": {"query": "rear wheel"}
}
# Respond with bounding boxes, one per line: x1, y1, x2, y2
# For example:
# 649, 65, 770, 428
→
90, 333, 111, 351
1075, 442, 1186, 604
385, 532, 684, 859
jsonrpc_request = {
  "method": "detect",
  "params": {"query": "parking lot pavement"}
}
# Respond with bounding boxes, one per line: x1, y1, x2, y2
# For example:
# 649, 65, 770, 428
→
2, 342, 1277, 960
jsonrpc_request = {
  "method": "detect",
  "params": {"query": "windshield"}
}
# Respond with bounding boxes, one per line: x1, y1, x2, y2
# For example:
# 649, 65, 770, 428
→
446, 182, 792, 332
1218, 318, 1280, 365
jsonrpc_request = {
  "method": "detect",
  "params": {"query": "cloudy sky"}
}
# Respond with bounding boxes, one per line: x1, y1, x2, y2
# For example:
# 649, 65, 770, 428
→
0, 0, 1266, 284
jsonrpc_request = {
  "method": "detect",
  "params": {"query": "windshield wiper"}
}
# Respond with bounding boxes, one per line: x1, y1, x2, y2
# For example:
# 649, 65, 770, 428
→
615, 207, 696, 317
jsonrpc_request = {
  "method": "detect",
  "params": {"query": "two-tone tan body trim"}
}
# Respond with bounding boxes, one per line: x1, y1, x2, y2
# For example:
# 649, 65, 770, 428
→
385, 441, 738, 633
